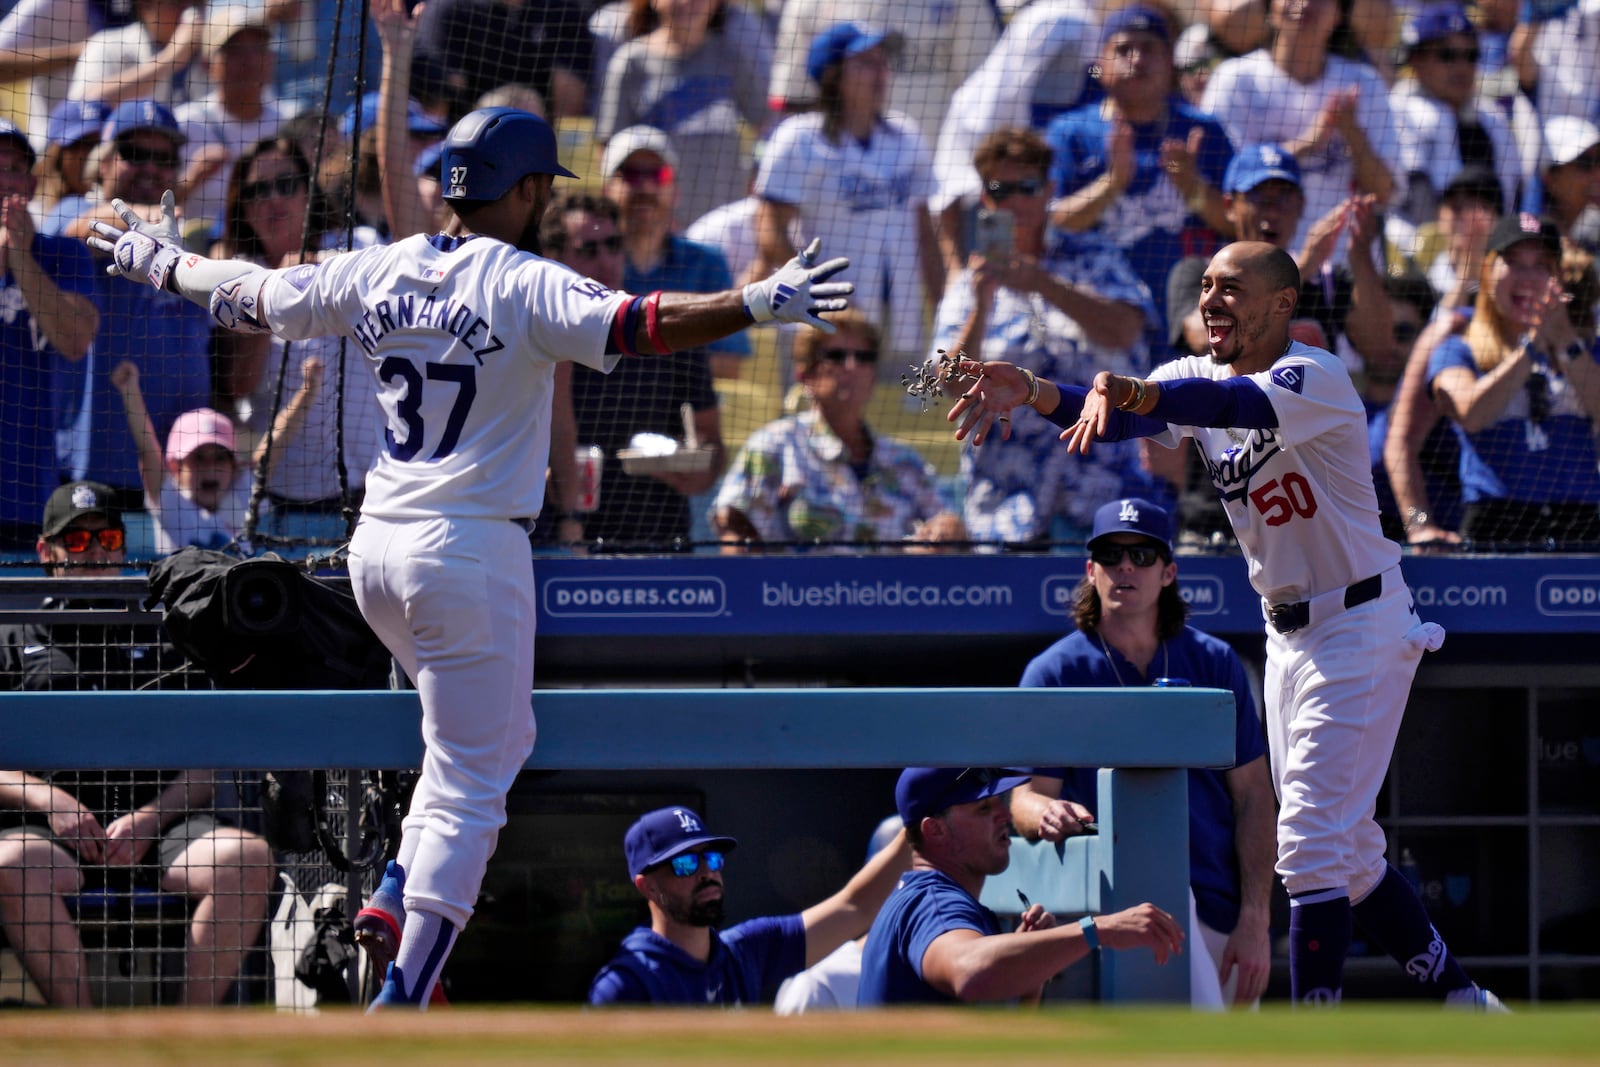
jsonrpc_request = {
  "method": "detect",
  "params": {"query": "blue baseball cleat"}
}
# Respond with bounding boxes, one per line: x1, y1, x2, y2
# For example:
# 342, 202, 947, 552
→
1445, 984, 1510, 1012
354, 860, 406, 971
368, 962, 421, 1011
356, 863, 449, 1007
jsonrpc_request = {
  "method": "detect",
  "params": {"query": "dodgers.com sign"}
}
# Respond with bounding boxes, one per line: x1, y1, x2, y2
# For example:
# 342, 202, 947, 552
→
543, 576, 726, 618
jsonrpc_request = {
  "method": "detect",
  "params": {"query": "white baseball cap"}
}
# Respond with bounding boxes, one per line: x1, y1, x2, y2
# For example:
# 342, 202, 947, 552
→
1544, 115, 1600, 170
600, 126, 680, 181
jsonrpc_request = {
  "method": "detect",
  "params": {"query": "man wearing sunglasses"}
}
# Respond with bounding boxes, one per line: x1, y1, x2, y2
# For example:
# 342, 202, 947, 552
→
1009, 497, 1275, 1008
56, 99, 210, 515
1390, 3, 1522, 238
932, 125, 1160, 545
542, 178, 728, 548
858, 766, 1184, 1005
1046, 4, 1235, 344
589, 804, 910, 1005
602, 126, 749, 383
0, 480, 274, 1005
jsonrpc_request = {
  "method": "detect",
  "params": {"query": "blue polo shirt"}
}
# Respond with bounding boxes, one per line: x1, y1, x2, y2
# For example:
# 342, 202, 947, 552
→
857, 869, 1003, 1005
624, 234, 749, 361
588, 914, 806, 1006
1019, 624, 1264, 934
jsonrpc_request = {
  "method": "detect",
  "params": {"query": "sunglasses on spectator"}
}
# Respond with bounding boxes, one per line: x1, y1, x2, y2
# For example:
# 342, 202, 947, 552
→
55, 527, 126, 553
1393, 321, 1421, 346
1090, 543, 1166, 567
615, 163, 673, 188
664, 850, 724, 877
985, 178, 1045, 201
1424, 46, 1480, 64
819, 347, 879, 365
116, 143, 179, 168
242, 173, 309, 202
571, 235, 624, 257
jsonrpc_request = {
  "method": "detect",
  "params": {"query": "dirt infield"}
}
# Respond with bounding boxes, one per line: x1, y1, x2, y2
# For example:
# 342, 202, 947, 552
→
2, 1006, 1597, 1066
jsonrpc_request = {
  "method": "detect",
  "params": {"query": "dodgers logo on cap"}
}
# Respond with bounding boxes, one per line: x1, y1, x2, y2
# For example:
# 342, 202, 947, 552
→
1087, 496, 1173, 553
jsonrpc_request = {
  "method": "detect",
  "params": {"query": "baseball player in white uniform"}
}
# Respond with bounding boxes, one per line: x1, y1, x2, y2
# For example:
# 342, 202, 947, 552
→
948, 241, 1505, 1009
85, 106, 853, 1009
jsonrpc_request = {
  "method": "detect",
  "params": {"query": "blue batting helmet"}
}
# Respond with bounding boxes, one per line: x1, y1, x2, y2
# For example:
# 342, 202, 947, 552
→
438, 107, 577, 202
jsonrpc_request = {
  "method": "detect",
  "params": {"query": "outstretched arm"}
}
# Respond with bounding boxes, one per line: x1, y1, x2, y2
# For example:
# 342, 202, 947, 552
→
87, 197, 856, 353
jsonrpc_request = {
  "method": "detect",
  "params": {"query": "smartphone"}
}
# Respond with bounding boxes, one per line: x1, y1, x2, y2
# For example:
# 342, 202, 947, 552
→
974, 208, 1014, 258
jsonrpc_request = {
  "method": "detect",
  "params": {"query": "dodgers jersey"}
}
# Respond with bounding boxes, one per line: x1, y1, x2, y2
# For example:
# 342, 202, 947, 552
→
260, 234, 628, 521
1148, 343, 1400, 604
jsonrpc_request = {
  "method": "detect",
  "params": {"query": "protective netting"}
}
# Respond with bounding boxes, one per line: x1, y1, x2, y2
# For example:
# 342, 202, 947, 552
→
0, 0, 1596, 565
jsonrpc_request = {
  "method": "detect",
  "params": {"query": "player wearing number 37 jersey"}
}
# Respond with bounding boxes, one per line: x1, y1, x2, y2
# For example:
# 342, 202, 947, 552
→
84, 107, 853, 1010
951, 242, 1505, 1010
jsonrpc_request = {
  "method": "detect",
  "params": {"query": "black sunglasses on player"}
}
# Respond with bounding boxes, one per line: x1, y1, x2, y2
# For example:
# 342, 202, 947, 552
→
1090, 543, 1165, 568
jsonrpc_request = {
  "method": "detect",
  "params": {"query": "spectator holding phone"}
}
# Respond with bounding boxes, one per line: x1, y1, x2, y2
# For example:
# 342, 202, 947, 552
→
932, 127, 1159, 544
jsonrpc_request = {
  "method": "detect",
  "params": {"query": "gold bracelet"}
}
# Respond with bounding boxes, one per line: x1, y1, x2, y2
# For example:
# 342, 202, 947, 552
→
1021, 367, 1040, 407
1116, 376, 1147, 412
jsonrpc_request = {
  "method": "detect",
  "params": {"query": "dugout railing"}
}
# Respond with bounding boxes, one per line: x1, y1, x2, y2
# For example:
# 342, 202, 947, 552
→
0, 686, 1236, 1005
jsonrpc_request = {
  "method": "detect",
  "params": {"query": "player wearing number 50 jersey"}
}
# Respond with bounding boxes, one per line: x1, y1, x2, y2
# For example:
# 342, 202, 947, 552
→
85, 106, 853, 1010
950, 241, 1505, 1010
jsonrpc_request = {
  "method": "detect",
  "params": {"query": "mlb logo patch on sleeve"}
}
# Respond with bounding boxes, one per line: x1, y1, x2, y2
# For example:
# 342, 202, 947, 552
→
1270, 365, 1306, 394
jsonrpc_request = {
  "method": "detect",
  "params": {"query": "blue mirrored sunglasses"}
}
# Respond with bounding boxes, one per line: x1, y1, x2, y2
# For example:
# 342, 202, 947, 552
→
667, 850, 725, 877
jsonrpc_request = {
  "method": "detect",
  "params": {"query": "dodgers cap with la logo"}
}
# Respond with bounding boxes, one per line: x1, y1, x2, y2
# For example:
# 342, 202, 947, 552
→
1087, 497, 1173, 554
624, 806, 739, 878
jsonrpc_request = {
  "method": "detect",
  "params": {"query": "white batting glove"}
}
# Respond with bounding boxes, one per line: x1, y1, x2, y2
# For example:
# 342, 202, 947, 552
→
743, 238, 853, 332
86, 190, 184, 291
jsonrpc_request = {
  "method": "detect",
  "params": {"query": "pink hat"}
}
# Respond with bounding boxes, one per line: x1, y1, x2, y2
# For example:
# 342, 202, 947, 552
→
165, 407, 237, 467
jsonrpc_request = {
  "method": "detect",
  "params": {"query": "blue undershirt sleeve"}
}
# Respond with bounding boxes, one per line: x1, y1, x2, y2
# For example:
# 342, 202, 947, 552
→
1147, 377, 1279, 429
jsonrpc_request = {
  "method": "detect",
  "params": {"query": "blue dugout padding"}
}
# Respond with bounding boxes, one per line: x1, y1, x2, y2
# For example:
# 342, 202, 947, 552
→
0, 686, 1236, 1003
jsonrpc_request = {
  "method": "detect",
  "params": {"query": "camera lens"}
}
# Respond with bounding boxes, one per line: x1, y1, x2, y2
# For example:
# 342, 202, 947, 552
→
224, 563, 299, 635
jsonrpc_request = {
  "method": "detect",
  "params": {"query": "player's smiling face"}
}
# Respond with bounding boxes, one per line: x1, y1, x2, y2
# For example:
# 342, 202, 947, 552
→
1199, 246, 1283, 368
1087, 534, 1174, 617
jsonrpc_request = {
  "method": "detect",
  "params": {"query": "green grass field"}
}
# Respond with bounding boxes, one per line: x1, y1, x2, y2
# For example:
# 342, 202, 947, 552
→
3, 1006, 1597, 1066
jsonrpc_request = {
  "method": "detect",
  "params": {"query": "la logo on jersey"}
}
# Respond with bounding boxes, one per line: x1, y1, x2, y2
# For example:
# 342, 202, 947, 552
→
1118, 500, 1140, 524
675, 810, 702, 833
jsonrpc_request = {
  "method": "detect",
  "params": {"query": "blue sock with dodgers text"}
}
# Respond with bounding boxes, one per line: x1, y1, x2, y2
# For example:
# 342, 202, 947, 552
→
1352, 863, 1472, 997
